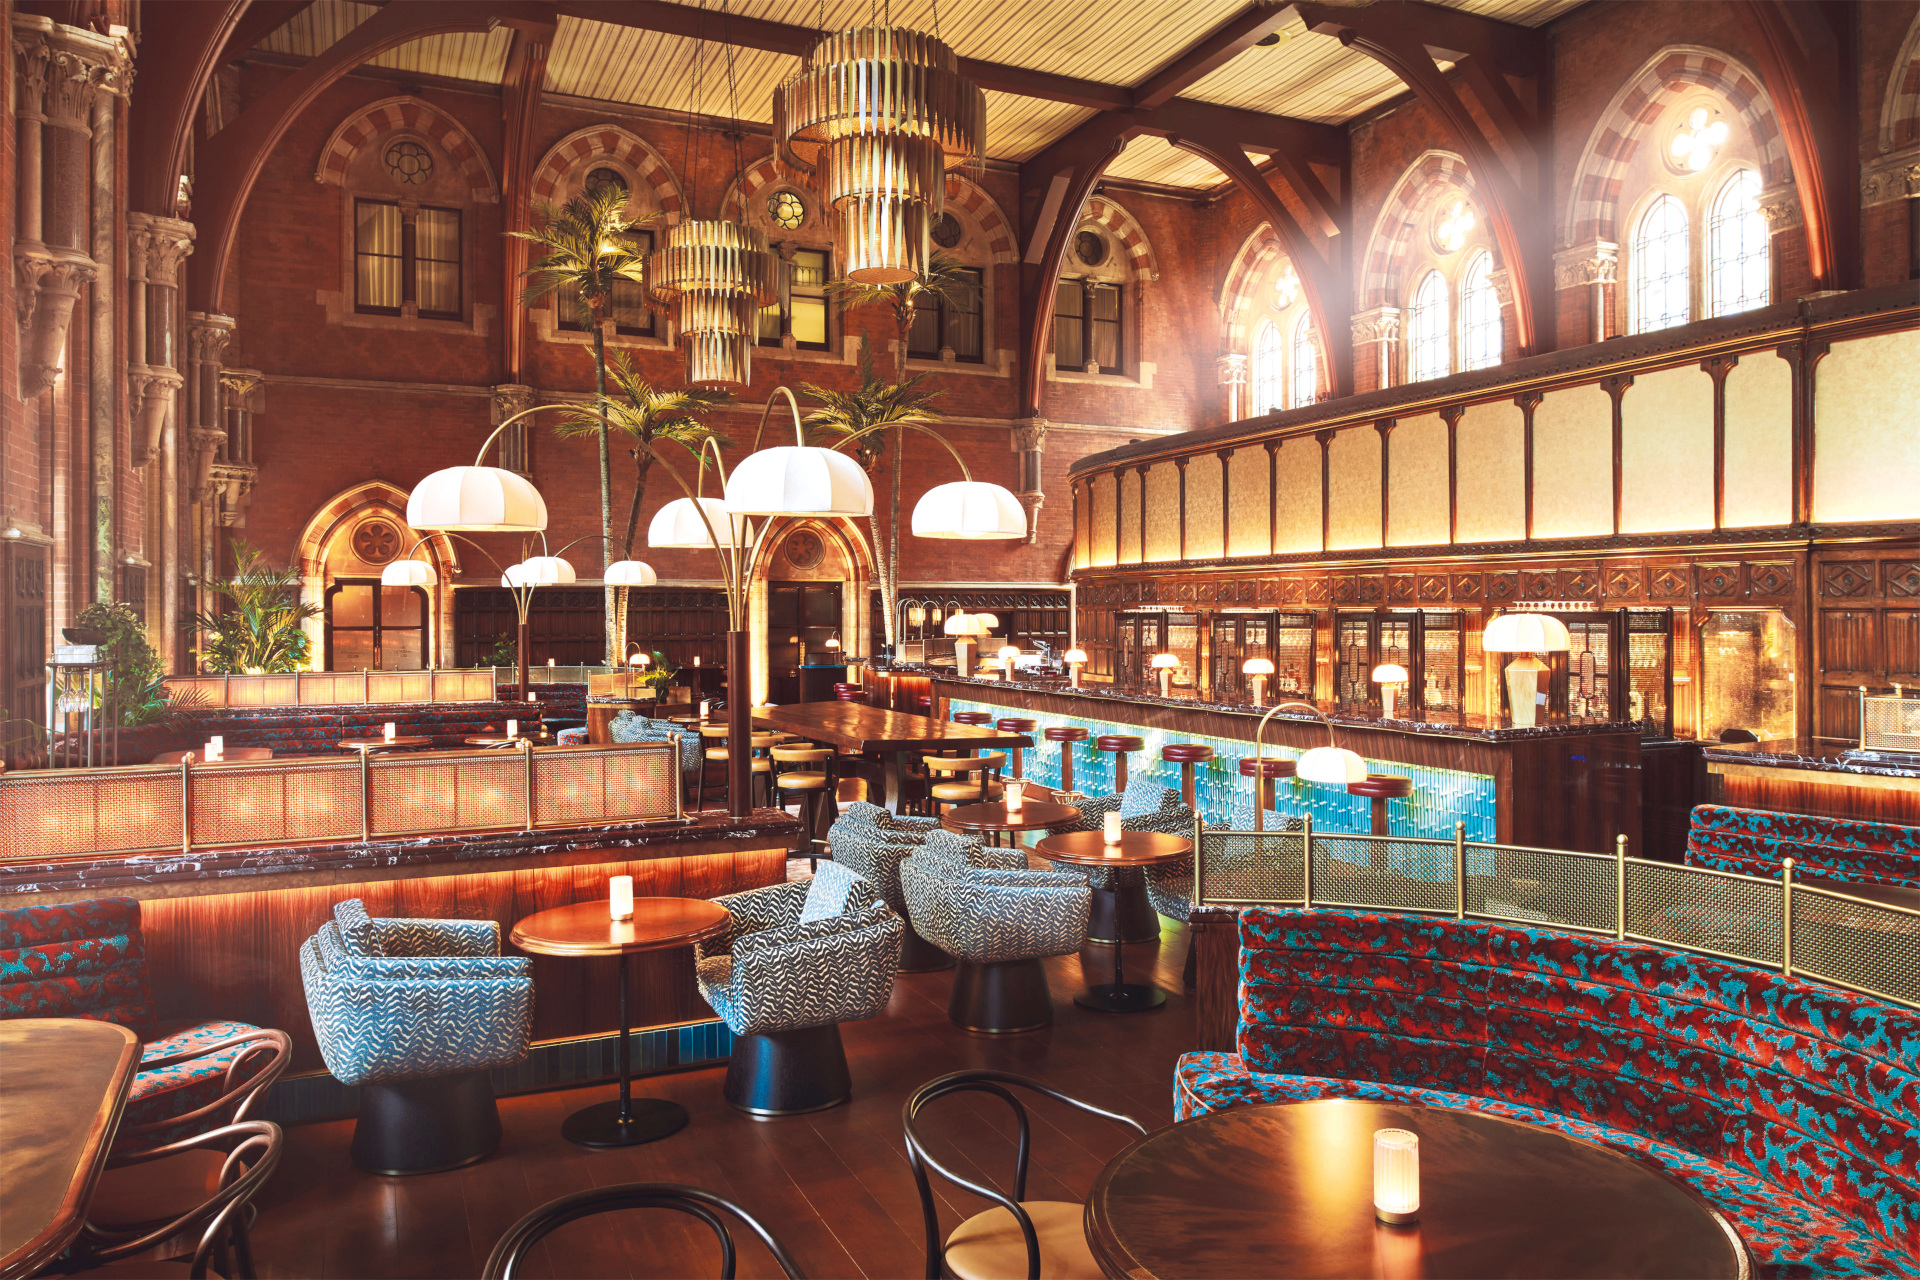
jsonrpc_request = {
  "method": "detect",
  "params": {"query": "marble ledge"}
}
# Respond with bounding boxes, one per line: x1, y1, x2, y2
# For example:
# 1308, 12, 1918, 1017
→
923, 672, 1647, 744
1700, 739, 1920, 779
0, 807, 802, 901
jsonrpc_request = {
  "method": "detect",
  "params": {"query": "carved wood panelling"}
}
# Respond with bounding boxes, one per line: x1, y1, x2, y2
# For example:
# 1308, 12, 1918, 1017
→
1885, 562, 1920, 598
1695, 563, 1742, 599
1487, 572, 1518, 602
1605, 566, 1642, 600
1649, 566, 1689, 600
1822, 561, 1874, 598
1746, 562, 1794, 598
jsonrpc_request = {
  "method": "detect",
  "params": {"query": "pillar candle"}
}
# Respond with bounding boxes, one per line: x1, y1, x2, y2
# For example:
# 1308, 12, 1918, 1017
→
1103, 811, 1123, 846
507, 719, 518, 738
609, 875, 634, 921
210, 735, 224, 752
1005, 781, 1024, 812
383, 722, 395, 742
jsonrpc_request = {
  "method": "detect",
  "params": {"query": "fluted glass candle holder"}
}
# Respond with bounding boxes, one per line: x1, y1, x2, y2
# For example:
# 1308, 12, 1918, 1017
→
1004, 780, 1024, 812
1103, 811, 1123, 847
1373, 1128, 1420, 1224
610, 875, 634, 922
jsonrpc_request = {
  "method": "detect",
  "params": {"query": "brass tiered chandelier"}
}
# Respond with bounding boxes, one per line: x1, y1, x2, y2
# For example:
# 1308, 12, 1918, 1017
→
774, 17, 985, 284
649, 1, 779, 386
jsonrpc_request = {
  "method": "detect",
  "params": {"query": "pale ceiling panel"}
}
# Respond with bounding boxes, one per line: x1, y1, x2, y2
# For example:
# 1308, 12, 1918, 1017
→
255, 0, 374, 59
547, 15, 797, 119
254, 0, 512, 82
1103, 135, 1227, 190
984, 92, 1096, 162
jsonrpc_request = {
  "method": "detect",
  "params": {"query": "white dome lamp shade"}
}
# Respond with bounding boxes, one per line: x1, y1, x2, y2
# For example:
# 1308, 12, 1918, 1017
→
1481, 611, 1571, 729
911, 481, 1027, 540
723, 445, 873, 518
1373, 662, 1411, 721
405, 465, 548, 533
381, 559, 438, 588
944, 611, 990, 677
604, 559, 658, 588
648, 496, 752, 550
1063, 647, 1089, 688
1242, 657, 1275, 706
504, 556, 576, 588
1298, 744, 1369, 785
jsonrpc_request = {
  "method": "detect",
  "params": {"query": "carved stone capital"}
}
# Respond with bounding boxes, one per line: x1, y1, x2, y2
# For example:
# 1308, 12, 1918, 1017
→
1861, 146, 1920, 208
1016, 491, 1044, 546
1552, 241, 1618, 289
1010, 418, 1049, 454
187, 426, 229, 503
14, 243, 97, 398
187, 312, 236, 363
127, 212, 195, 285
219, 369, 262, 404
1350, 306, 1399, 344
128, 363, 184, 466
490, 383, 535, 423
210, 461, 259, 528
1489, 267, 1515, 309
1756, 182, 1801, 231
11, 24, 51, 122
39, 26, 124, 129
1215, 353, 1249, 388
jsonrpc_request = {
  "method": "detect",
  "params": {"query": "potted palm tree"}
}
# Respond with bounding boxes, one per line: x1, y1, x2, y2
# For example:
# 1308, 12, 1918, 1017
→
192, 539, 321, 673
510, 181, 654, 666
552, 352, 731, 645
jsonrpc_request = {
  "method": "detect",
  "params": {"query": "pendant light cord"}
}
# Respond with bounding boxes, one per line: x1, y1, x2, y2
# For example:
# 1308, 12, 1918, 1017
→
682, 0, 708, 215
721, 0, 745, 196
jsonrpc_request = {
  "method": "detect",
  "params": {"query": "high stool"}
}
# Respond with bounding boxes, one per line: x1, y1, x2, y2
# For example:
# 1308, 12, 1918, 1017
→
1161, 743, 1215, 808
995, 718, 1037, 777
772, 746, 837, 869
1347, 774, 1412, 858
1094, 735, 1145, 793
1237, 756, 1298, 830
925, 753, 1005, 816
948, 710, 993, 759
1045, 726, 1090, 794
696, 725, 730, 810
833, 683, 866, 702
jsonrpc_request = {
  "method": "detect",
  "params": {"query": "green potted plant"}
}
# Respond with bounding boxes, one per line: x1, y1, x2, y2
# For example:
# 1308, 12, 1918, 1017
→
191, 539, 320, 674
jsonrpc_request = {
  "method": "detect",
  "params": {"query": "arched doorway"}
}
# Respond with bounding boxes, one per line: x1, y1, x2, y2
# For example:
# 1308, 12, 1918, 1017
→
748, 518, 874, 705
294, 483, 458, 668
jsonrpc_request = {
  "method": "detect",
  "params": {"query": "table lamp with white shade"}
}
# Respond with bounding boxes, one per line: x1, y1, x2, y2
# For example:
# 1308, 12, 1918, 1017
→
1373, 662, 1409, 720
1481, 612, 1571, 728
944, 611, 990, 676
1150, 652, 1181, 699
997, 644, 1020, 679
1064, 648, 1088, 689
1243, 657, 1275, 706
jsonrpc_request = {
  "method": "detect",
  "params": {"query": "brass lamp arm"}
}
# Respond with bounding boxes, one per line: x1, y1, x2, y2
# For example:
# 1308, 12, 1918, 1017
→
1254, 700, 1337, 760
829, 421, 972, 481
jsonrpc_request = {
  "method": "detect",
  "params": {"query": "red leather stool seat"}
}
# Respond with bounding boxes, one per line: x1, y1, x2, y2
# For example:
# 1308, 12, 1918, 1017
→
1161, 743, 1216, 764
1045, 726, 1090, 743
1095, 734, 1145, 753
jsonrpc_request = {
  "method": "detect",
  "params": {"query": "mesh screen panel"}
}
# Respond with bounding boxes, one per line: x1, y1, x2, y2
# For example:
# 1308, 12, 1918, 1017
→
189, 760, 362, 847
600, 747, 676, 820
368, 672, 434, 704
533, 752, 608, 826
0, 771, 183, 858
435, 671, 496, 702
299, 674, 363, 705
1198, 831, 1306, 905
1860, 695, 1920, 753
1792, 887, 1920, 1006
257, 676, 297, 707
1628, 860, 1783, 966
1312, 836, 1456, 914
167, 677, 224, 707
1471, 845, 1616, 932
369, 754, 526, 834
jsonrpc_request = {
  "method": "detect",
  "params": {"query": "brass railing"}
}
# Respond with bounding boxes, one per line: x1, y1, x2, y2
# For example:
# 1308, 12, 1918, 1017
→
0, 742, 682, 860
1194, 815, 1920, 1010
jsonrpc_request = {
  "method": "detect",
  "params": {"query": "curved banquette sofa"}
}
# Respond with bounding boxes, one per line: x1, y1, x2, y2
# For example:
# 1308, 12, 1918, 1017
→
1175, 908, 1920, 1278
1685, 803, 1920, 891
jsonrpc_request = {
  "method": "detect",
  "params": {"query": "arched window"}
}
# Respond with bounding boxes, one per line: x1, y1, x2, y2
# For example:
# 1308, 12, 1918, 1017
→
1631, 194, 1691, 333
1251, 322, 1283, 414
1289, 315, 1319, 409
1459, 251, 1500, 371
1707, 168, 1768, 317
1407, 269, 1449, 382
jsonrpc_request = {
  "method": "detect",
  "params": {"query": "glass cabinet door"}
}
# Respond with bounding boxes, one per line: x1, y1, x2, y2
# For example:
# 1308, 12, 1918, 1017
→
1699, 610, 1796, 742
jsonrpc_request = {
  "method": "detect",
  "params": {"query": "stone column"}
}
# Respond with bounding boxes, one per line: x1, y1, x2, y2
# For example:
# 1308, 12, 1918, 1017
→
1010, 418, 1048, 545
126, 214, 193, 464
90, 58, 130, 605
1553, 241, 1618, 345
213, 370, 261, 529
1350, 307, 1400, 392
491, 384, 535, 476
184, 313, 234, 602
1215, 353, 1248, 422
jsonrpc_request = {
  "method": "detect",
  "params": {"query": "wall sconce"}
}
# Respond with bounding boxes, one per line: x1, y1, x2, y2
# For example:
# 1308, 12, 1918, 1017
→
1243, 657, 1275, 707
1372, 663, 1409, 721
1064, 648, 1088, 689
1150, 652, 1180, 699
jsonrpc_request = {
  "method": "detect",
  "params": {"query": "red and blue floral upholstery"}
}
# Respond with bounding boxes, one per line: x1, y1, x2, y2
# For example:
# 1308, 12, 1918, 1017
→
1174, 908, 1920, 1279
1686, 803, 1920, 890
0, 898, 271, 1138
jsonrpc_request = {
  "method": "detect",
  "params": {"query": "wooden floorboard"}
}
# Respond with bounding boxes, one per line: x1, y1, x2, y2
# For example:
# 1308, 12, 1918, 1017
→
244, 851, 1194, 1279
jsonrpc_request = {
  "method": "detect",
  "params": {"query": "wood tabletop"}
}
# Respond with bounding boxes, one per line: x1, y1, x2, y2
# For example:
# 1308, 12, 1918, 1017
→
462, 734, 549, 746
1035, 829, 1194, 866
150, 746, 274, 764
0, 1019, 141, 1280
338, 736, 433, 751
510, 897, 731, 958
940, 800, 1082, 833
753, 702, 1034, 754
1085, 1099, 1747, 1280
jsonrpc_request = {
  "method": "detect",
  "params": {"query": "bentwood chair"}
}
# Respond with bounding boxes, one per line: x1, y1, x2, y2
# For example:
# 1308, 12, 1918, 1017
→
484, 1183, 807, 1279
904, 1071, 1146, 1280
74, 1120, 283, 1279
924, 753, 1006, 816
771, 745, 837, 869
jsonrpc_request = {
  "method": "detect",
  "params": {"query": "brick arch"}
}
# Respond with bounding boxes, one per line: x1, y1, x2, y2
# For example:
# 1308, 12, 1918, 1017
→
1360, 151, 1482, 309
1879, 13, 1920, 151
1078, 196, 1160, 282
1218, 224, 1289, 350
530, 127, 684, 221
314, 96, 499, 203
1565, 46, 1789, 247
720, 156, 826, 235
294, 481, 462, 668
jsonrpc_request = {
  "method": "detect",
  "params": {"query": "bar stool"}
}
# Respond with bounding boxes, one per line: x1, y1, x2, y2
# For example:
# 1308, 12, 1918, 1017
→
1161, 743, 1215, 808
1094, 735, 1145, 792
1045, 726, 1090, 794
947, 710, 993, 759
995, 718, 1037, 778
696, 725, 730, 811
771, 746, 837, 870
833, 683, 866, 702
1237, 756, 1298, 830
1347, 773, 1412, 845
925, 753, 1005, 816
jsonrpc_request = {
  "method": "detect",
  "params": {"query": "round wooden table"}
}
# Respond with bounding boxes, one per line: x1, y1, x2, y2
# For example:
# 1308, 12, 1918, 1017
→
1086, 1099, 1749, 1279
940, 799, 1081, 847
462, 733, 551, 747
510, 898, 730, 1148
150, 747, 273, 764
1034, 829, 1193, 1012
337, 735, 432, 753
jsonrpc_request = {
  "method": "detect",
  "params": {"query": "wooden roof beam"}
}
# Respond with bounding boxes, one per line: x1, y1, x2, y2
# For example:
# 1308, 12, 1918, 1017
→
1130, 2, 1295, 109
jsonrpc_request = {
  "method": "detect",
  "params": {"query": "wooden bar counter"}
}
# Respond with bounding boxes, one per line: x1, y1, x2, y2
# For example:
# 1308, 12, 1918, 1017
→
1702, 738, 1920, 826
930, 674, 1641, 853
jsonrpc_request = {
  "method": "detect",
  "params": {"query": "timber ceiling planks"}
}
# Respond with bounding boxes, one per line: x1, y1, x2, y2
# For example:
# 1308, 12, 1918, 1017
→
250, 0, 1582, 188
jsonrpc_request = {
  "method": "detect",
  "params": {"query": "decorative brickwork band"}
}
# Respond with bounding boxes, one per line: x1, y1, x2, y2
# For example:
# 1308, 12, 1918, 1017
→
315, 96, 500, 203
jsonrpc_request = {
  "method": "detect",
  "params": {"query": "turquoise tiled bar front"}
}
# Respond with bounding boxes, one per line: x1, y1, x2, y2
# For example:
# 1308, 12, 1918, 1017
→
951, 698, 1497, 844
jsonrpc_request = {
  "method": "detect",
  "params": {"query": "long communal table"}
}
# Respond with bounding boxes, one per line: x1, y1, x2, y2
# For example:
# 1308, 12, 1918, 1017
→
752, 702, 1033, 813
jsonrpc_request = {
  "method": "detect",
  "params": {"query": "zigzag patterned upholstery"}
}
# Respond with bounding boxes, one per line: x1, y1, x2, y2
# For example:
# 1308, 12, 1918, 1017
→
301, 902, 532, 1087
0, 897, 273, 1139
899, 858, 1090, 966
1174, 907, 1920, 1279
609, 712, 704, 776
1685, 803, 1920, 890
1143, 807, 1296, 923
693, 863, 903, 1038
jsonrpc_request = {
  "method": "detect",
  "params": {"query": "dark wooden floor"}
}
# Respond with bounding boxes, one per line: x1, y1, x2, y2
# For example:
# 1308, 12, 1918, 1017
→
245, 859, 1195, 1279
